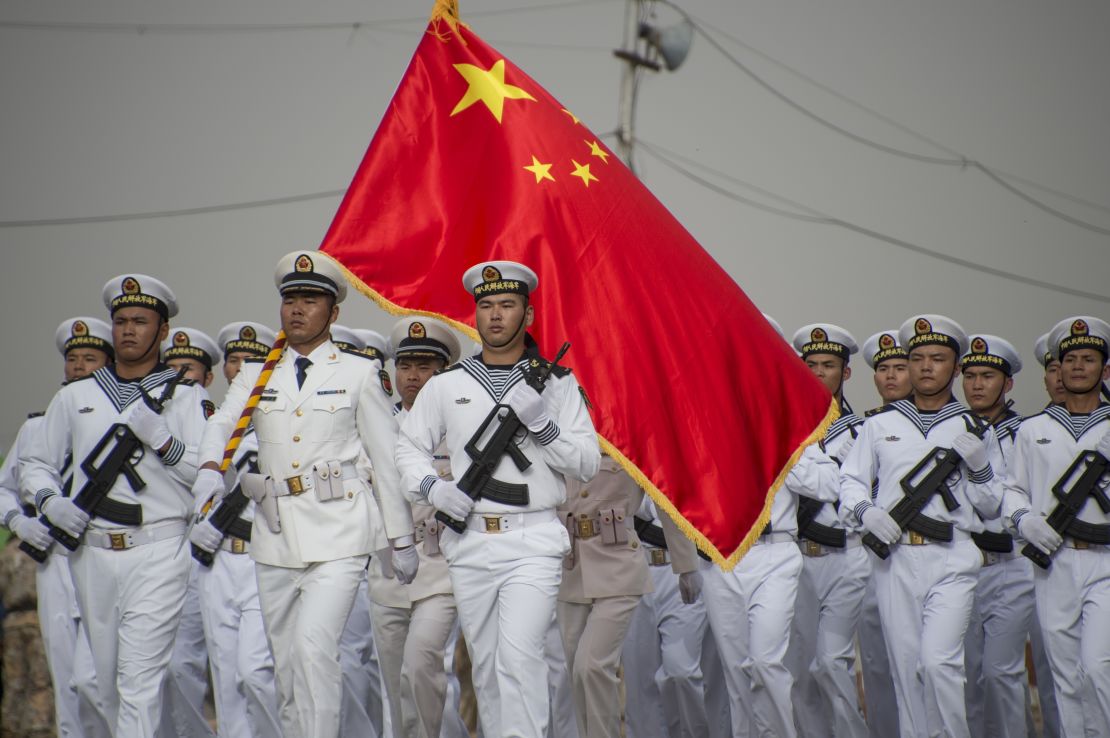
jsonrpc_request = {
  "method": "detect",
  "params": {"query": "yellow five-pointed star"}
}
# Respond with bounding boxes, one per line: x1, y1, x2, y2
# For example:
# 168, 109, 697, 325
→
450, 59, 535, 123
570, 160, 598, 187
524, 156, 555, 183
561, 108, 580, 125
584, 140, 610, 164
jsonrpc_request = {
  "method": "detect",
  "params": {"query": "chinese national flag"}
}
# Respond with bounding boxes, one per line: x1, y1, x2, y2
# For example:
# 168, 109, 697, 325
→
320, 2, 835, 567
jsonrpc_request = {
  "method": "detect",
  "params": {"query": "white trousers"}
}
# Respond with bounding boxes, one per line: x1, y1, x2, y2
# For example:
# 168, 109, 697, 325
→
369, 593, 458, 738
545, 610, 579, 738
873, 539, 980, 738
964, 555, 1035, 738
69, 536, 191, 737
792, 547, 869, 738
1033, 546, 1110, 738
623, 564, 710, 738
340, 575, 384, 738
858, 572, 899, 738
197, 551, 281, 738
161, 561, 214, 737
703, 541, 802, 738
256, 555, 368, 738
1028, 606, 1062, 738
37, 552, 110, 738
442, 519, 568, 738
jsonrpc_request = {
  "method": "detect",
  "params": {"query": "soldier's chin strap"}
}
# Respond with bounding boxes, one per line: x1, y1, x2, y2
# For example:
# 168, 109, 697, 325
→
915, 363, 960, 399
483, 307, 528, 350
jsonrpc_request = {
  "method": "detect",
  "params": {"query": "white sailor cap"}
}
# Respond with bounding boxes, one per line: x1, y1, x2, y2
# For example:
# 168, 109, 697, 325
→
101, 274, 178, 320
329, 325, 364, 353
899, 314, 968, 357
353, 329, 389, 363
762, 313, 785, 340
792, 324, 858, 362
961, 334, 1022, 376
390, 317, 461, 364
1048, 316, 1110, 361
217, 322, 276, 358
161, 328, 220, 369
274, 251, 347, 303
862, 330, 908, 369
463, 261, 538, 301
55, 317, 114, 360
1033, 333, 1054, 368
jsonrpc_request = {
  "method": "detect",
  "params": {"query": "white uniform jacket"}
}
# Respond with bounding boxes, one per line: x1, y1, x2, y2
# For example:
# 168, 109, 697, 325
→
840, 398, 1004, 531
396, 354, 600, 514
1, 414, 42, 524
1001, 403, 1110, 531
199, 341, 411, 568
776, 444, 841, 535
23, 365, 209, 528
805, 412, 863, 532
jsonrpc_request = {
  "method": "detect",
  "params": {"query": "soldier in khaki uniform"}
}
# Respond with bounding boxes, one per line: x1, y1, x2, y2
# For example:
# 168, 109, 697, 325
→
368, 316, 464, 738
558, 454, 700, 738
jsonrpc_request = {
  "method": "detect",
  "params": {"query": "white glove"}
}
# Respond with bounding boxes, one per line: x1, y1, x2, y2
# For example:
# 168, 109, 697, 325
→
1097, 427, 1110, 460
10, 514, 53, 551
678, 571, 703, 604
861, 506, 901, 545
126, 399, 172, 451
1018, 514, 1062, 556
41, 495, 90, 538
191, 468, 227, 518
505, 383, 551, 432
428, 480, 475, 521
189, 519, 224, 553
952, 431, 990, 473
392, 545, 420, 585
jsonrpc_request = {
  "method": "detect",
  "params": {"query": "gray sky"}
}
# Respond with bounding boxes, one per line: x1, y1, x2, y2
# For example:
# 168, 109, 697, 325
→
2, 0, 1108, 449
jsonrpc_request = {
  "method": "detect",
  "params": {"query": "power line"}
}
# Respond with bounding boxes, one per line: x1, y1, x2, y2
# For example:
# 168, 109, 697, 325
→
646, 4, 1110, 237
636, 139, 1109, 305
0, 190, 344, 228
0, 0, 617, 34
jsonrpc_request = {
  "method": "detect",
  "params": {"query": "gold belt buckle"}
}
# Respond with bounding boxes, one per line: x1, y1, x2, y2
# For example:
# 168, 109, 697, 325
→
1073, 539, 1089, 550
908, 531, 927, 546
109, 533, 128, 551
483, 516, 503, 533
230, 537, 247, 554
285, 475, 305, 496
576, 517, 596, 539
649, 548, 668, 566
804, 540, 824, 557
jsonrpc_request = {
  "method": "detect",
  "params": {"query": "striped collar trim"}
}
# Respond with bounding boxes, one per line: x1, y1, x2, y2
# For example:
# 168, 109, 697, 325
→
1043, 403, 1110, 442
826, 413, 863, 442
459, 356, 529, 403
91, 365, 181, 413
890, 398, 969, 437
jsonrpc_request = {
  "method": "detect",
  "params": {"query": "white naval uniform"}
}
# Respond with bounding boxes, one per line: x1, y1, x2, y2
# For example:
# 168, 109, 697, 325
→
4, 414, 110, 738
22, 365, 211, 737
790, 412, 870, 738
368, 411, 462, 738
199, 341, 412, 738
1001, 403, 1110, 738
195, 429, 281, 738
840, 399, 1004, 738
160, 558, 215, 738
702, 444, 839, 738
622, 499, 710, 738
962, 411, 1045, 738
396, 354, 600, 738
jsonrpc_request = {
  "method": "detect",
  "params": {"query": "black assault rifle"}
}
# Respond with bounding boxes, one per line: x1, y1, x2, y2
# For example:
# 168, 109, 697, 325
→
436, 343, 571, 535
191, 451, 259, 567
1022, 450, 1110, 570
863, 415, 988, 560
25, 370, 184, 557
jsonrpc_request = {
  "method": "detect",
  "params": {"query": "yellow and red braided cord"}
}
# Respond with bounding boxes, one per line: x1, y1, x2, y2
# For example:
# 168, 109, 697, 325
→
219, 331, 286, 473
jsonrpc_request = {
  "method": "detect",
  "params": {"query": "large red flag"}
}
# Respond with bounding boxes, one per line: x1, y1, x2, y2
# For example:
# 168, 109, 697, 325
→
320, 1, 836, 568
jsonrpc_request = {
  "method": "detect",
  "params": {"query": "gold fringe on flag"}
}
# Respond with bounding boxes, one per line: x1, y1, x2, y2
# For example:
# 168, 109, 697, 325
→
428, 0, 468, 44
335, 259, 841, 571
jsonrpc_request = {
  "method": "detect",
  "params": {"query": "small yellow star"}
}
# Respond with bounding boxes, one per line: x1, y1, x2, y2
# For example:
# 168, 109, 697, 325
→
450, 59, 535, 124
570, 160, 598, 187
524, 156, 555, 183
561, 108, 580, 125
584, 140, 610, 164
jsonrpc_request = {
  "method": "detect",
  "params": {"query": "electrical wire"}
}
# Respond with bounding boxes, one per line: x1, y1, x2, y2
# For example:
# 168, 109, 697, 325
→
636, 139, 1110, 305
